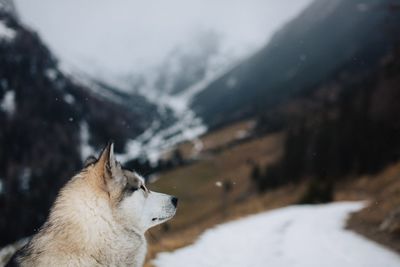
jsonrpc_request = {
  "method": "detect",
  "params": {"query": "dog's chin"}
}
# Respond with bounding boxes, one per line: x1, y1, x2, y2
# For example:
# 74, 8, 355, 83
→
151, 211, 176, 223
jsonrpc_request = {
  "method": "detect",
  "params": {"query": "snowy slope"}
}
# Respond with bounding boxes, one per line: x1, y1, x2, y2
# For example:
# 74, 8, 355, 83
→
154, 202, 400, 267
116, 63, 231, 163
0, 19, 15, 40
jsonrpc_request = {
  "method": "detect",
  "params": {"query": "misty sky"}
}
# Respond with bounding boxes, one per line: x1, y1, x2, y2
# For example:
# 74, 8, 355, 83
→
15, 0, 312, 78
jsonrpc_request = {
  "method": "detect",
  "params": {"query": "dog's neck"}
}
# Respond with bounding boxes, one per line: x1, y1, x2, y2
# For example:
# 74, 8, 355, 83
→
20, 175, 148, 267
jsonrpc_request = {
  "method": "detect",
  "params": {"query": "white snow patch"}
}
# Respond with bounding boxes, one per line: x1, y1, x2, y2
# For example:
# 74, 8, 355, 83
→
116, 73, 210, 164
117, 115, 207, 164
63, 93, 75, 104
191, 138, 204, 158
154, 202, 400, 267
0, 90, 16, 115
0, 19, 16, 41
45, 68, 58, 81
79, 121, 96, 162
117, 55, 251, 164
235, 129, 249, 140
19, 167, 31, 191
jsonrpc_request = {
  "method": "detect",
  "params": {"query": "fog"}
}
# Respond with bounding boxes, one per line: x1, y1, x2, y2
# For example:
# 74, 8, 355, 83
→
15, 0, 312, 78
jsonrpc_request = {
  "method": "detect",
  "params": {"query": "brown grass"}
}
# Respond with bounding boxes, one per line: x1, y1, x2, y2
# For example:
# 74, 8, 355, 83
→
144, 121, 400, 266
164, 120, 256, 159
149, 132, 284, 230
145, 182, 307, 267
340, 162, 400, 253
144, 131, 286, 266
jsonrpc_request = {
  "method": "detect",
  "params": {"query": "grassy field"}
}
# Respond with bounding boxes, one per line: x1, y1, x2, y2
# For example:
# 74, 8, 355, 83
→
149, 130, 285, 233
344, 162, 400, 253
145, 122, 287, 266
144, 121, 400, 266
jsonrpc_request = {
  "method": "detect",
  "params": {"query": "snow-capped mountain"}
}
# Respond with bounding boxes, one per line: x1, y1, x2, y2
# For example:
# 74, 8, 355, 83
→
191, 0, 400, 128
8, 0, 315, 163
115, 30, 245, 162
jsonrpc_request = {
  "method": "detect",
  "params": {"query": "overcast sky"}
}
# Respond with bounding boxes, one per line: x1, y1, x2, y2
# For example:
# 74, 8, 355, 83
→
15, 0, 312, 78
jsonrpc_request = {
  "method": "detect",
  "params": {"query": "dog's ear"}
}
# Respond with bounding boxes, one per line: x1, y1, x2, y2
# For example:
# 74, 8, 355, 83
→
96, 141, 117, 174
94, 142, 126, 195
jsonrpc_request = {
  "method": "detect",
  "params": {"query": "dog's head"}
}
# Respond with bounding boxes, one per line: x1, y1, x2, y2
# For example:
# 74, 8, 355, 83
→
87, 142, 178, 233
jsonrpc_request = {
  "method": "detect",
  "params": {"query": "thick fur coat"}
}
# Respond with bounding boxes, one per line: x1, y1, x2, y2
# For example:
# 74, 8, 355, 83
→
8, 143, 177, 267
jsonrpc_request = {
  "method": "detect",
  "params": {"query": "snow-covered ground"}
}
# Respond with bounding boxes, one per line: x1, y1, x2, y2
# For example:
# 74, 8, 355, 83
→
154, 202, 400, 267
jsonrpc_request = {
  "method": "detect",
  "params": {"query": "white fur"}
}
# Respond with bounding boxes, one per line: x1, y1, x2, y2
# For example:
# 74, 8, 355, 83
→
16, 143, 177, 267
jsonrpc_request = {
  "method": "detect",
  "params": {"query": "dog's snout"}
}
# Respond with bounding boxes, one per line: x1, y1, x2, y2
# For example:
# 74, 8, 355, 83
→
171, 197, 178, 208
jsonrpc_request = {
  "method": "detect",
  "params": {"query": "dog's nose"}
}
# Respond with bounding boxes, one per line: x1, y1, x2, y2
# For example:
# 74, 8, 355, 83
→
171, 197, 178, 208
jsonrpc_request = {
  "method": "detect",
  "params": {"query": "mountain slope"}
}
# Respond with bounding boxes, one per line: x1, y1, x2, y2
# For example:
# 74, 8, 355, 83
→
191, 0, 396, 128
0, 9, 159, 246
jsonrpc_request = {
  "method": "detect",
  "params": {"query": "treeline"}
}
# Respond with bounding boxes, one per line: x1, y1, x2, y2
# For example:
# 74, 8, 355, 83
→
251, 45, 400, 203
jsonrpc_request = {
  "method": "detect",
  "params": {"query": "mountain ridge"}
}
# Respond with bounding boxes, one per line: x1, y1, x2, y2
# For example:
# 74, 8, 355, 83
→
191, 0, 394, 128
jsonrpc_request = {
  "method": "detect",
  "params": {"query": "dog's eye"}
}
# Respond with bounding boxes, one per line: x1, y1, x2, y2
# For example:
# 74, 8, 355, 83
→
126, 186, 138, 193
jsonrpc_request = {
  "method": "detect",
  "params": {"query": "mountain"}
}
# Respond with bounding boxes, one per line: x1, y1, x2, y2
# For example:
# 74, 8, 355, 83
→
152, 30, 225, 96
0, 8, 160, 246
111, 31, 235, 163
221, 0, 400, 201
191, 0, 398, 128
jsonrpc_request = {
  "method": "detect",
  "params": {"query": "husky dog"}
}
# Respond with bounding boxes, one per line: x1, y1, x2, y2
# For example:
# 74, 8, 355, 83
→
8, 142, 178, 267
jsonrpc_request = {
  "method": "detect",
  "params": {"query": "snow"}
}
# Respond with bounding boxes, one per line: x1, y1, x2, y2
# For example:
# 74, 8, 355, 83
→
29, 0, 311, 165
0, 90, 16, 116
45, 68, 58, 81
116, 71, 211, 164
235, 129, 249, 140
66, 69, 129, 105
0, 19, 16, 41
154, 202, 400, 267
117, 114, 207, 164
63, 93, 75, 104
79, 121, 96, 162
116, 54, 246, 164
12, 0, 316, 165
18, 167, 30, 191
120, 57, 248, 163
